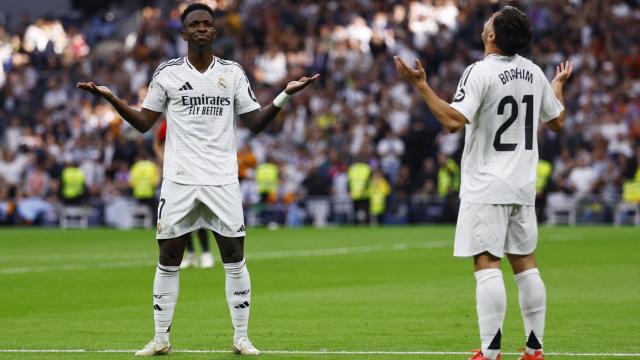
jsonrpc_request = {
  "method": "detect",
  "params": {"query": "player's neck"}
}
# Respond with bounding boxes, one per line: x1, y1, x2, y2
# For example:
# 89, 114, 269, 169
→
187, 49, 214, 73
483, 45, 504, 58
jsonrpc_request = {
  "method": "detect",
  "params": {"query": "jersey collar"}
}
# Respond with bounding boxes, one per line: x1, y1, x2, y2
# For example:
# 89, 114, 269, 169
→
484, 53, 517, 61
185, 56, 217, 74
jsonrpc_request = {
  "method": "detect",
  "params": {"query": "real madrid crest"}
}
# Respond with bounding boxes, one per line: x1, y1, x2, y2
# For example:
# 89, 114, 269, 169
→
218, 77, 228, 90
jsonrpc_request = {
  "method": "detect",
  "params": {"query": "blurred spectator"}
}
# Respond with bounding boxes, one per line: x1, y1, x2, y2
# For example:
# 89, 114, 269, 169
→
377, 130, 404, 184
254, 44, 287, 87
237, 144, 257, 182
0, 183, 16, 225
0, 148, 31, 189
568, 152, 598, 199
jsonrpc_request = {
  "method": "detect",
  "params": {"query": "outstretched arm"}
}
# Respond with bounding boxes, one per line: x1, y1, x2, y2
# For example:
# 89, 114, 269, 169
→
545, 61, 573, 133
76, 82, 162, 133
394, 56, 466, 133
240, 74, 320, 134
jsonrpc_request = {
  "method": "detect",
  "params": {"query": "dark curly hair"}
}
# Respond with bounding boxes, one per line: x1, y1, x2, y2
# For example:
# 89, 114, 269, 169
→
493, 6, 532, 56
181, 3, 215, 24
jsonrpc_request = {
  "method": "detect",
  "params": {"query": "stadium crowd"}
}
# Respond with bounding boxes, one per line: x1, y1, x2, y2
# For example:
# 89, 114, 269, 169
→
0, 0, 639, 226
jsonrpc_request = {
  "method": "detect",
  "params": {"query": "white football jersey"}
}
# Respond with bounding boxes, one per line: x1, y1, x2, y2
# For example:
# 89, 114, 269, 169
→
142, 56, 260, 185
449, 54, 563, 205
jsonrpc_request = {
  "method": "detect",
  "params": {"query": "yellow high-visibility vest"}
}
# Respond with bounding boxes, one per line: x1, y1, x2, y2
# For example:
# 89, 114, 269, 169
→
256, 163, 278, 194
437, 159, 460, 196
348, 162, 371, 200
536, 160, 553, 193
62, 167, 85, 199
129, 160, 160, 199
623, 181, 640, 203
370, 176, 390, 215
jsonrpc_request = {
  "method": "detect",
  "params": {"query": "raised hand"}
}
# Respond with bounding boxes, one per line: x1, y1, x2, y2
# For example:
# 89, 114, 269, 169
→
394, 56, 427, 87
284, 74, 320, 95
552, 60, 572, 86
76, 81, 113, 99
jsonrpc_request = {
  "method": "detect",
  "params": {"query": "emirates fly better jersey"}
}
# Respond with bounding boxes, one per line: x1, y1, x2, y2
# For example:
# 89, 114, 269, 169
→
142, 57, 260, 185
449, 54, 563, 205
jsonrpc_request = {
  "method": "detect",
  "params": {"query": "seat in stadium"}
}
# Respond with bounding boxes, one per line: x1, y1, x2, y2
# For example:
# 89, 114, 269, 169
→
131, 205, 153, 229
60, 206, 89, 229
545, 192, 577, 226
614, 203, 640, 226
306, 197, 331, 228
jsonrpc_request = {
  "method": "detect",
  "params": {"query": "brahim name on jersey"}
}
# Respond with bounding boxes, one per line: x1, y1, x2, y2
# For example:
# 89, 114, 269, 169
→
498, 68, 533, 85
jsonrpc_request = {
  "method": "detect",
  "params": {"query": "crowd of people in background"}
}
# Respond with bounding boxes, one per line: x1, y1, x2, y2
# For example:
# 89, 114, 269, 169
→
0, 0, 639, 226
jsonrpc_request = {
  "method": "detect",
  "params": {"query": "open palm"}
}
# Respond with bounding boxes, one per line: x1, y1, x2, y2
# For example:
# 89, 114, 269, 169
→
76, 81, 113, 98
394, 56, 427, 86
552, 61, 572, 85
284, 74, 320, 95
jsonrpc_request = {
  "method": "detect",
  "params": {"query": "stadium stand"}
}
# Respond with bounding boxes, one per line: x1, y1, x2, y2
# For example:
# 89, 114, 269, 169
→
0, 0, 638, 226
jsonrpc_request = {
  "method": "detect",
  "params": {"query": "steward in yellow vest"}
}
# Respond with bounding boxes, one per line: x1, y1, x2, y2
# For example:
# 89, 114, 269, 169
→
369, 169, 390, 225
348, 161, 372, 224
61, 165, 86, 204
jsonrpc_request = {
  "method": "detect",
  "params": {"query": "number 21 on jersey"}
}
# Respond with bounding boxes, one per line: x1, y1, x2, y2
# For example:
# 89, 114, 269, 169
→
493, 95, 533, 152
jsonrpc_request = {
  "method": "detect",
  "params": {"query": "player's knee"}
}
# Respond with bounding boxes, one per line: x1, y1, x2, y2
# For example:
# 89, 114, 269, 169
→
221, 251, 244, 264
158, 244, 184, 266
158, 252, 181, 266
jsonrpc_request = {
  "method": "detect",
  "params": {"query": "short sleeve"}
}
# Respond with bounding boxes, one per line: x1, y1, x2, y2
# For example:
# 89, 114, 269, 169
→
539, 79, 564, 123
234, 67, 261, 115
142, 77, 167, 113
449, 63, 485, 123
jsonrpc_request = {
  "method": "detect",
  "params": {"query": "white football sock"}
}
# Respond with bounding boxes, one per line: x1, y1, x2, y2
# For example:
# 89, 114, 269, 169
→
475, 268, 506, 360
153, 264, 180, 342
224, 259, 251, 341
515, 268, 546, 354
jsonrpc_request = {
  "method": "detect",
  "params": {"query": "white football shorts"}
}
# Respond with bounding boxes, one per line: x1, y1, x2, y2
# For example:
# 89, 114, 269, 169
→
155, 179, 246, 239
454, 201, 537, 258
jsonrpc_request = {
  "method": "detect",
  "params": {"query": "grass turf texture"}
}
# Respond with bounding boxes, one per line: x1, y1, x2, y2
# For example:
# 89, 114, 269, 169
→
0, 226, 638, 360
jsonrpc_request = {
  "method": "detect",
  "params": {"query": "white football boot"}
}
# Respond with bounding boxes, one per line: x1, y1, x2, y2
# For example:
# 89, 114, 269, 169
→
233, 337, 260, 355
200, 252, 215, 268
134, 338, 171, 356
180, 251, 197, 269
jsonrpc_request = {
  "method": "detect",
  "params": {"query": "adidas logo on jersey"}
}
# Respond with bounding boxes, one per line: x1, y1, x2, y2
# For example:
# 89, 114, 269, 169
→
237, 225, 245, 233
178, 82, 193, 91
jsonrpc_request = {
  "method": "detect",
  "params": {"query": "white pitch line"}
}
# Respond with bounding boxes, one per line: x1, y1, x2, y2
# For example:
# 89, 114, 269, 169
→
0, 260, 154, 275
0, 241, 451, 275
0, 349, 638, 357
0, 240, 452, 275
1, 230, 579, 274
0, 252, 151, 263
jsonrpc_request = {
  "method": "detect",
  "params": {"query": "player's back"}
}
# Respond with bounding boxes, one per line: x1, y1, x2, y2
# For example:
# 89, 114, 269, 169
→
451, 54, 563, 205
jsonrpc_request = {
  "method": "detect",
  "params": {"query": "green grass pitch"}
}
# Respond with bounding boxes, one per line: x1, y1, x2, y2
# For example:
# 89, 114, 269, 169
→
0, 226, 638, 359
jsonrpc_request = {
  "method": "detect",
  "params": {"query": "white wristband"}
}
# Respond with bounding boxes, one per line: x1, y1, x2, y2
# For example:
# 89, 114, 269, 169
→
272, 91, 290, 108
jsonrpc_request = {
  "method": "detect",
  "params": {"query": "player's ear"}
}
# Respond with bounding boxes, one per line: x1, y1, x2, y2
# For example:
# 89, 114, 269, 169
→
180, 27, 188, 41
487, 30, 495, 43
